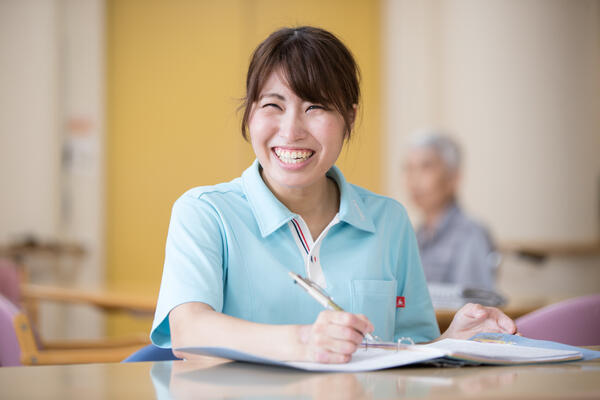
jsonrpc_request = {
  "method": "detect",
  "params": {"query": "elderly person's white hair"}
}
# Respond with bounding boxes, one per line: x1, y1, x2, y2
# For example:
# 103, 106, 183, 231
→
408, 129, 462, 172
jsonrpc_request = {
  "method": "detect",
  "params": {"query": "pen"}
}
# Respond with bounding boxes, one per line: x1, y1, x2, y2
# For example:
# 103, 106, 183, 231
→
288, 271, 380, 343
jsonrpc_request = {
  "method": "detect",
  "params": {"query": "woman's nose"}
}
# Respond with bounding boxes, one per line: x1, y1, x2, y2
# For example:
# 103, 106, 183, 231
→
279, 110, 307, 141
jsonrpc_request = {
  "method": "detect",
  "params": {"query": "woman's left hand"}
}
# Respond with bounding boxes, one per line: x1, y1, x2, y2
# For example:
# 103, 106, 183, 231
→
440, 303, 517, 340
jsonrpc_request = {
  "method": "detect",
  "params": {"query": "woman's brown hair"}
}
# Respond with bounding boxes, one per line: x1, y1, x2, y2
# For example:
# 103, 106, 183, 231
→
241, 26, 360, 140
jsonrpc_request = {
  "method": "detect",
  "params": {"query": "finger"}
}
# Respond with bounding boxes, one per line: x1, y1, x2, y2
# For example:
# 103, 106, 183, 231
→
462, 303, 489, 320
310, 324, 360, 353
324, 324, 365, 345
315, 310, 337, 324
492, 309, 517, 334
314, 310, 344, 333
328, 312, 373, 335
477, 306, 514, 332
324, 337, 360, 356
312, 349, 352, 364
355, 314, 375, 334
471, 308, 516, 334
309, 330, 357, 358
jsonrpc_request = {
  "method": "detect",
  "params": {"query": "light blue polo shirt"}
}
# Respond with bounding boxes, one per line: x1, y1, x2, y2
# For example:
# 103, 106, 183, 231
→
151, 160, 439, 347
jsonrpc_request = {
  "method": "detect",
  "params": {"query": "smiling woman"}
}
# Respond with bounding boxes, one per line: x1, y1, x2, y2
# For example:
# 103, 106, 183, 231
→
150, 26, 516, 365
248, 70, 347, 237
242, 27, 358, 223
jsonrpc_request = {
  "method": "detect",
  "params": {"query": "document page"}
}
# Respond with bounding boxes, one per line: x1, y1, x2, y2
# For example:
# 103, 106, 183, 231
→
178, 337, 584, 371
287, 346, 446, 372
179, 345, 446, 372
424, 339, 582, 364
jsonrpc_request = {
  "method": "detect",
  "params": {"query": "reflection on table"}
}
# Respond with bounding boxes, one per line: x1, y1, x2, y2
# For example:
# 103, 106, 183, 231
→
2, 349, 599, 399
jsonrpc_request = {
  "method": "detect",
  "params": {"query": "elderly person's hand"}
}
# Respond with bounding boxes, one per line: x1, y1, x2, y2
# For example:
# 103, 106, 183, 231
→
440, 303, 517, 340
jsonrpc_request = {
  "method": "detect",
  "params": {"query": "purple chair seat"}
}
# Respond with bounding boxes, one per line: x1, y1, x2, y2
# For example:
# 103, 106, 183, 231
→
515, 294, 600, 346
0, 294, 22, 366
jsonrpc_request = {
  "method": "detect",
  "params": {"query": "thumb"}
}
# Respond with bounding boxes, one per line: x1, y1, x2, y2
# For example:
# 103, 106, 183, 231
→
463, 303, 488, 320
499, 315, 517, 333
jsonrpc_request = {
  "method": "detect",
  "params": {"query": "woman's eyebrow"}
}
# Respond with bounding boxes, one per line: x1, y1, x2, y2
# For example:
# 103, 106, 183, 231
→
259, 93, 285, 101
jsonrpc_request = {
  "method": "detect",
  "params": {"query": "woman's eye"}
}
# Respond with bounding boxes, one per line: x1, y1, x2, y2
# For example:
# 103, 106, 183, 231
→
306, 104, 325, 112
262, 103, 282, 110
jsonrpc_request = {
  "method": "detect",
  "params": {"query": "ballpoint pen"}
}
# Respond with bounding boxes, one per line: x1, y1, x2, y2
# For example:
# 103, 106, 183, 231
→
288, 271, 381, 343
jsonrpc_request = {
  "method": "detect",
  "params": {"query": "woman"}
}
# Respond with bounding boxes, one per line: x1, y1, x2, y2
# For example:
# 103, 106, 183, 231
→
151, 26, 516, 364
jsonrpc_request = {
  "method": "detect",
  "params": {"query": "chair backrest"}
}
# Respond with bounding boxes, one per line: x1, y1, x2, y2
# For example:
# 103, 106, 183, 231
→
0, 258, 22, 306
516, 294, 600, 346
0, 294, 22, 366
123, 344, 180, 363
0, 258, 44, 350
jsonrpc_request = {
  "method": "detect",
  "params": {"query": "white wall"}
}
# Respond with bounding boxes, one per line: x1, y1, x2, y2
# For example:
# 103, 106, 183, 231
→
0, 0, 105, 340
439, 0, 600, 243
383, 0, 600, 298
0, 0, 61, 242
57, 0, 106, 339
384, 0, 600, 243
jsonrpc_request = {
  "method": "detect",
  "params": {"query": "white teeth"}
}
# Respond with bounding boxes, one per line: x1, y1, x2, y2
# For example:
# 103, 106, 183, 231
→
274, 148, 314, 164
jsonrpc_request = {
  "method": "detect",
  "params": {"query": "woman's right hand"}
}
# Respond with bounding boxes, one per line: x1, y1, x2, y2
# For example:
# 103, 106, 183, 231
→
298, 310, 374, 363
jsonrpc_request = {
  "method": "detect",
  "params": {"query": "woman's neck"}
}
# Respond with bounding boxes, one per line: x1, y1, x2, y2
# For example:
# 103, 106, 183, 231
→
260, 171, 340, 239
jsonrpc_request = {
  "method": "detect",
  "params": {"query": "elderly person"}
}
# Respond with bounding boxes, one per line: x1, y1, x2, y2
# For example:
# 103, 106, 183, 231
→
404, 130, 497, 290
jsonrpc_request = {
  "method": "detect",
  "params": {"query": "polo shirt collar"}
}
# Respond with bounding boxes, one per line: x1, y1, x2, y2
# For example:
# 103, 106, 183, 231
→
326, 165, 376, 233
242, 159, 376, 237
242, 160, 294, 237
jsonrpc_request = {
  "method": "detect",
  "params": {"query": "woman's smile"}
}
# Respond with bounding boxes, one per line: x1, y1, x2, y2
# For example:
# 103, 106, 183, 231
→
272, 147, 315, 168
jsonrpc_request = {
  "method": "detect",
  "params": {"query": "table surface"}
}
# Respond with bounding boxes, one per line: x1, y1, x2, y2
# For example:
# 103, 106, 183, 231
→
2, 349, 599, 399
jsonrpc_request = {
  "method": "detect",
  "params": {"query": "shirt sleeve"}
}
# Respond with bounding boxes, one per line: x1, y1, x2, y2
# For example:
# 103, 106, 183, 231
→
150, 193, 225, 347
394, 209, 441, 343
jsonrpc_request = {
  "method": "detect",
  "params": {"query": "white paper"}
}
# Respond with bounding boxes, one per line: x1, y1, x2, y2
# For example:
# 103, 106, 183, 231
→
177, 338, 582, 372
424, 339, 582, 363
286, 347, 446, 372
179, 345, 446, 372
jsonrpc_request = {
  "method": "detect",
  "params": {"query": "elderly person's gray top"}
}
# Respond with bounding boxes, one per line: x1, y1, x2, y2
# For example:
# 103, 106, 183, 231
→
416, 203, 496, 290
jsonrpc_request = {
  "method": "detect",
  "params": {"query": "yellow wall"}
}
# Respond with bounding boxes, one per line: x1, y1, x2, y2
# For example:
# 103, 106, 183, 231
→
106, 0, 381, 335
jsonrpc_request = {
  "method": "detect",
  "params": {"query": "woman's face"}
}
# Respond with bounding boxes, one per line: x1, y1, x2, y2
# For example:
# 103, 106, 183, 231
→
248, 71, 348, 192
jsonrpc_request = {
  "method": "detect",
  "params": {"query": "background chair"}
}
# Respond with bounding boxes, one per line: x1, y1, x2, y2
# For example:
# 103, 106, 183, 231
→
0, 293, 145, 366
515, 294, 600, 346
0, 258, 21, 306
0, 258, 153, 366
0, 294, 22, 366
123, 344, 180, 363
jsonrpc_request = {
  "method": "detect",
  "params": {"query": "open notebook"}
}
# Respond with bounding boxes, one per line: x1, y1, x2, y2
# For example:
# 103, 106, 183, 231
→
176, 335, 595, 373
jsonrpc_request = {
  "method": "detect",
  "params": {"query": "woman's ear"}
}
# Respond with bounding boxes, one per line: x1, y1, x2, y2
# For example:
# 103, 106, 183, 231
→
344, 104, 358, 139
245, 102, 259, 134
350, 104, 358, 128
